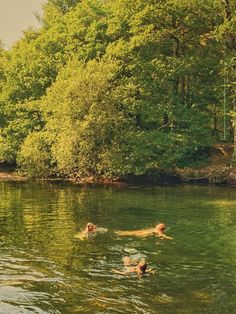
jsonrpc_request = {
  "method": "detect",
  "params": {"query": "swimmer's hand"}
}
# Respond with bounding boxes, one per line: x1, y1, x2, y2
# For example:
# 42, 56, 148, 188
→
158, 234, 173, 240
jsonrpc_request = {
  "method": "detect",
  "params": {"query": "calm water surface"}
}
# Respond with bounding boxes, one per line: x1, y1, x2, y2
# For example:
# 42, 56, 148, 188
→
0, 181, 235, 313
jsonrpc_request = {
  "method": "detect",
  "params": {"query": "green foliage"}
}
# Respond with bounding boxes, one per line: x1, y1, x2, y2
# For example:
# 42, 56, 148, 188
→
40, 58, 131, 177
0, 0, 233, 178
0, 102, 44, 162
17, 131, 53, 176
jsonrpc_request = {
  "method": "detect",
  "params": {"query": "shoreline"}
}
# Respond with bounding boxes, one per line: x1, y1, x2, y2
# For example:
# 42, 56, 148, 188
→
0, 172, 27, 181
0, 169, 235, 186
1, 144, 235, 185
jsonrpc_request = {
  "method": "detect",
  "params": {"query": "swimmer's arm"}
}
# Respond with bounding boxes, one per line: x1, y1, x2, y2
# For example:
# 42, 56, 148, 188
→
136, 269, 155, 276
112, 269, 126, 275
146, 268, 155, 274
157, 234, 173, 240
163, 235, 173, 240
112, 269, 133, 275
112, 267, 138, 275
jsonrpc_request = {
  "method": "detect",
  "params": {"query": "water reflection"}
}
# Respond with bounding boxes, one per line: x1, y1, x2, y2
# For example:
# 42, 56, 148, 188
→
0, 182, 235, 313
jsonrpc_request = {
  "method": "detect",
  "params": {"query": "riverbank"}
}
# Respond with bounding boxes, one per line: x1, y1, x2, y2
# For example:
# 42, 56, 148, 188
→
0, 169, 27, 181
176, 144, 235, 184
1, 144, 235, 185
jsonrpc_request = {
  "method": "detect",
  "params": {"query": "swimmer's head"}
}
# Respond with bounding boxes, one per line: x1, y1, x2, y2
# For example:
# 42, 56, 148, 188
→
86, 222, 97, 232
123, 256, 132, 266
138, 260, 147, 273
156, 223, 166, 231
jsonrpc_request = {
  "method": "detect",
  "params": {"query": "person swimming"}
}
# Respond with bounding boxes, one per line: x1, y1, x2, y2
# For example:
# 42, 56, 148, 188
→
112, 258, 154, 276
115, 223, 173, 239
74, 222, 97, 239
75, 222, 108, 240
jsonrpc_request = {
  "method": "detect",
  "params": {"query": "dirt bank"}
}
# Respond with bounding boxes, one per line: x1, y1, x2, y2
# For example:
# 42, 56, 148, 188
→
176, 144, 235, 184
0, 171, 27, 181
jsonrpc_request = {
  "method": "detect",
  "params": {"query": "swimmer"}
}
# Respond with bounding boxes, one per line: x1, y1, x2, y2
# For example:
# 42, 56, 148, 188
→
115, 223, 173, 239
112, 259, 154, 276
74, 222, 97, 239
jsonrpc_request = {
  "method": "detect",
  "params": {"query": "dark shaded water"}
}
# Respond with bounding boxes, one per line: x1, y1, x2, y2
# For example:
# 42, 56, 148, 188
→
0, 181, 235, 313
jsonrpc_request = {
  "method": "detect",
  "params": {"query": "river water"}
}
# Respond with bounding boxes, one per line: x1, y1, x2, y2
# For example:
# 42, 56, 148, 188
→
0, 181, 235, 313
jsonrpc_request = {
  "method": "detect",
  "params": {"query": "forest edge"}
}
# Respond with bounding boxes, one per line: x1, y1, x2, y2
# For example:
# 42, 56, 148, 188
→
1, 144, 236, 185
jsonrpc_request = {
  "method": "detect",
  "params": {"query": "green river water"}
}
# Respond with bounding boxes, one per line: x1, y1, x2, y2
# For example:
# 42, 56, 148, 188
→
0, 181, 235, 313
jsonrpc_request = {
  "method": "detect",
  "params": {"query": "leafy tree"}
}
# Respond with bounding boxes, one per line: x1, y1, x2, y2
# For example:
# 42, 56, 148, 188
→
0, 0, 234, 179
35, 58, 130, 177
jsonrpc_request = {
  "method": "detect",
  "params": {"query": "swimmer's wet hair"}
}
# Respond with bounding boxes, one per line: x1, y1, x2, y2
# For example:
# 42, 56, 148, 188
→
86, 222, 94, 227
138, 260, 147, 273
156, 223, 166, 231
